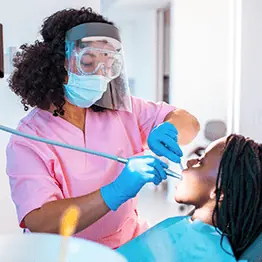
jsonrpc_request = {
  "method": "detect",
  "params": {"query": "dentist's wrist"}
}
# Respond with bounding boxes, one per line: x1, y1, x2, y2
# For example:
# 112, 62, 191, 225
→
100, 182, 127, 211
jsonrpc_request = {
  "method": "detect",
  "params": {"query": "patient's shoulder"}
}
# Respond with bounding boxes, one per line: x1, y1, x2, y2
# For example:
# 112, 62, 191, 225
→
186, 220, 237, 261
197, 240, 237, 262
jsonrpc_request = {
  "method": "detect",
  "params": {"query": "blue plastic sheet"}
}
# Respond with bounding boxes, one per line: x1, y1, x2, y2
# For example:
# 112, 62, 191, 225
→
117, 216, 237, 262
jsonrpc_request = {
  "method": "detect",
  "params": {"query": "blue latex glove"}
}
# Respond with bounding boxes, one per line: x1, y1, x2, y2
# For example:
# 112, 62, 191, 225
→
148, 122, 183, 163
100, 155, 168, 211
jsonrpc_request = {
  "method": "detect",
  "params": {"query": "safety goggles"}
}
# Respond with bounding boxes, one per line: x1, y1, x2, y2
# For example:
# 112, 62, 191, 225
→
75, 47, 123, 79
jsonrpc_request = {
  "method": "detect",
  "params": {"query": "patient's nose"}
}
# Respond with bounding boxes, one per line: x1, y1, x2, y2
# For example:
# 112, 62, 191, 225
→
187, 159, 198, 168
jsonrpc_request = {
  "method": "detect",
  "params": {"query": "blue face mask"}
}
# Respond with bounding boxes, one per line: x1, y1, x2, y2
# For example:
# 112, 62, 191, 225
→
64, 73, 110, 108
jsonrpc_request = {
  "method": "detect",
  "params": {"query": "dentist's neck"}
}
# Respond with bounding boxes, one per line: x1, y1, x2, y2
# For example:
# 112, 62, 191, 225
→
50, 102, 86, 132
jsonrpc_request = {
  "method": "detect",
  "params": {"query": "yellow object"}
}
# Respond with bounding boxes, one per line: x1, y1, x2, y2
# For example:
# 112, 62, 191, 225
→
59, 205, 81, 262
60, 205, 80, 237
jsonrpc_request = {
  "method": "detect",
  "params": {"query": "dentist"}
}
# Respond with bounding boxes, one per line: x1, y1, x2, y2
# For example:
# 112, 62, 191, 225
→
6, 7, 200, 249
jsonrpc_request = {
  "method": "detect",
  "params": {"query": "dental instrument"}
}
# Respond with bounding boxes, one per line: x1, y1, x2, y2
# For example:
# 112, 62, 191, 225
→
179, 162, 184, 171
0, 124, 182, 180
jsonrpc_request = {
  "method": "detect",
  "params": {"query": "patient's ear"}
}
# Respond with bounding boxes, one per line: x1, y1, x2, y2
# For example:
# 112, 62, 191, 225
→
210, 188, 224, 201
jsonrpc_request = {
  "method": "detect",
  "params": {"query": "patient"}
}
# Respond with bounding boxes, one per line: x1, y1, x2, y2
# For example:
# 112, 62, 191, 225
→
117, 134, 262, 261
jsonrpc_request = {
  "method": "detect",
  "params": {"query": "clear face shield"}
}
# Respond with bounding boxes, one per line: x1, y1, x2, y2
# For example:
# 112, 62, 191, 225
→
64, 23, 132, 112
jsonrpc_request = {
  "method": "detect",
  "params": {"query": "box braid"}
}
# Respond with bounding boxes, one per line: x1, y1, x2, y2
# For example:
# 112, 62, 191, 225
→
212, 134, 262, 259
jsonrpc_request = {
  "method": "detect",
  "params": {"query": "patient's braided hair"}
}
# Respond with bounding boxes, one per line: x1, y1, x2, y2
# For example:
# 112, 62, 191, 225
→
212, 134, 262, 259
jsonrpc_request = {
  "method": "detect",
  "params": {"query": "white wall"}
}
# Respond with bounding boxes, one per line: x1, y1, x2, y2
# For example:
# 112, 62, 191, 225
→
170, 0, 231, 154
169, 0, 262, 147
0, 0, 100, 48
118, 22, 136, 80
0, 0, 100, 234
132, 11, 158, 101
115, 11, 158, 101
237, 0, 262, 142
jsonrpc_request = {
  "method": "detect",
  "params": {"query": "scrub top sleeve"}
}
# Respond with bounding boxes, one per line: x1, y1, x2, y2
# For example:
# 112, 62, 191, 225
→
6, 142, 63, 228
132, 96, 176, 146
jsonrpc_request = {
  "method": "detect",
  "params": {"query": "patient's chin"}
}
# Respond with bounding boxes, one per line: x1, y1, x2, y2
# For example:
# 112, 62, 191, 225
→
174, 194, 185, 204
174, 193, 193, 205
175, 198, 183, 204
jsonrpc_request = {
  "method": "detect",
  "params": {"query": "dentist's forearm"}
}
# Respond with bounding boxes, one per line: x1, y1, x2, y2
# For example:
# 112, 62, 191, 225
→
164, 109, 200, 145
23, 189, 110, 234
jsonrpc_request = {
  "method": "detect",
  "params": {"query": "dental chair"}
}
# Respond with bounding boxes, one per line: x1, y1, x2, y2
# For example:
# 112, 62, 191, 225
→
118, 208, 262, 262
238, 234, 262, 261
186, 208, 262, 261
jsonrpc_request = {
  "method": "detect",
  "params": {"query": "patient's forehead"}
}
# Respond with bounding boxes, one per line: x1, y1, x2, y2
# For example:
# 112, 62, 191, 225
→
204, 137, 227, 162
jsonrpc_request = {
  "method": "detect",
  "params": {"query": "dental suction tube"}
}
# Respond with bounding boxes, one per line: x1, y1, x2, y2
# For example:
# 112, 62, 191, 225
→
0, 125, 182, 180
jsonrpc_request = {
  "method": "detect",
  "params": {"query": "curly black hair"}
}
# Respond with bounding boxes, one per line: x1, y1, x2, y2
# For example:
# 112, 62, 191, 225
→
212, 134, 262, 259
9, 7, 114, 116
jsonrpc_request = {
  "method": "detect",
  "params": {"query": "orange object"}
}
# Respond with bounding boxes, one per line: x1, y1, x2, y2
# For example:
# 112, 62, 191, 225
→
60, 205, 80, 237
59, 205, 81, 262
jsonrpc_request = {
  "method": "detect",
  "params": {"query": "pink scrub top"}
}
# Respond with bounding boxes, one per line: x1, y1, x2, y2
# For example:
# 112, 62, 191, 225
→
6, 96, 175, 249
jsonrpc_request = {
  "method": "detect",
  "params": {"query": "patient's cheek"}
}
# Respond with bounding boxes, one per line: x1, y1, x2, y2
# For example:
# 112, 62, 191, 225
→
174, 175, 203, 205
174, 183, 189, 203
